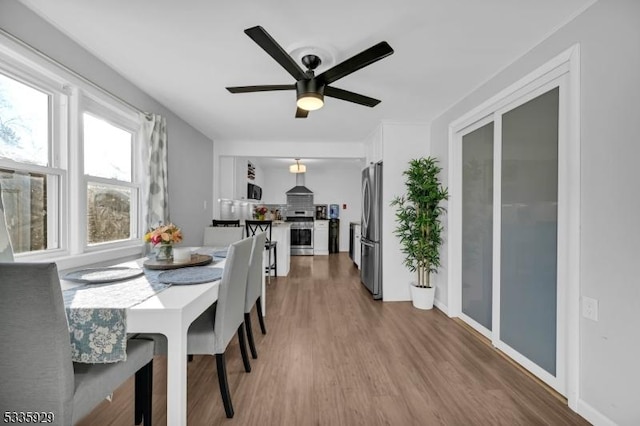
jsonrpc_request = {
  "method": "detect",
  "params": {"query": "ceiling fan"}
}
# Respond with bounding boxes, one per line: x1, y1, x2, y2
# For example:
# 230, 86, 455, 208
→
226, 26, 394, 118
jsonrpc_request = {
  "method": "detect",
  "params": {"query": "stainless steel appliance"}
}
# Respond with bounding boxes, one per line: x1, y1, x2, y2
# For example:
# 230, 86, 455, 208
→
247, 183, 262, 200
287, 216, 314, 255
286, 173, 315, 255
315, 204, 327, 220
361, 161, 383, 299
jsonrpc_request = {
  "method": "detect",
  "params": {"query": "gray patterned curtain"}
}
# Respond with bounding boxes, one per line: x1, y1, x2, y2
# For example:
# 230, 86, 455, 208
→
138, 113, 169, 231
0, 182, 15, 261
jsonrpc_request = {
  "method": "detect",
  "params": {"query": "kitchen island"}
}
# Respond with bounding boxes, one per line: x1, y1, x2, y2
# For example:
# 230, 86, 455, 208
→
271, 221, 291, 277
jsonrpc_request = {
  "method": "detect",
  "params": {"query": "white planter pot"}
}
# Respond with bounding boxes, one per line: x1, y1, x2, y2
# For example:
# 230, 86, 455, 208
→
410, 283, 435, 310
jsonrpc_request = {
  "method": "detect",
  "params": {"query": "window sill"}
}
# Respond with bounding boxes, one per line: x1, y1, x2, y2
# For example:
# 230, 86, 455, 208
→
14, 244, 145, 272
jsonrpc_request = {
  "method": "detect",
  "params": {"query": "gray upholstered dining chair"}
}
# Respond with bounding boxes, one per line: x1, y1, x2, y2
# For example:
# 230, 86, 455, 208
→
245, 231, 267, 359
140, 236, 254, 418
0, 182, 14, 262
190, 236, 253, 417
0, 262, 154, 426
203, 226, 243, 246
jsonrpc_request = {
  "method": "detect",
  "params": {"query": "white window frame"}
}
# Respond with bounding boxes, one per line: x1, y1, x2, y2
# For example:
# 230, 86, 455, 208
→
0, 61, 68, 257
79, 95, 141, 253
0, 31, 145, 270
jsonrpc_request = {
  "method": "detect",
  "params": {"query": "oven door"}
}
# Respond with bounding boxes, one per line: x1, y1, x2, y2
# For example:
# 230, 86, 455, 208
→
290, 225, 314, 255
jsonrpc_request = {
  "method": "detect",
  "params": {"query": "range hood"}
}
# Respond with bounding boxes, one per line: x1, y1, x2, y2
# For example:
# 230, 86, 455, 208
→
286, 173, 313, 195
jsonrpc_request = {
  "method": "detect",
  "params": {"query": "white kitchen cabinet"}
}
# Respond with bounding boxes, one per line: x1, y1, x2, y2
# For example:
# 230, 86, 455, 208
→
314, 220, 329, 255
354, 224, 361, 269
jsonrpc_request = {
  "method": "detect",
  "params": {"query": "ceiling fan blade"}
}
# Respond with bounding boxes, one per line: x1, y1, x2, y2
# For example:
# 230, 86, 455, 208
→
317, 41, 394, 85
244, 26, 307, 81
226, 84, 295, 93
325, 86, 381, 107
295, 107, 309, 118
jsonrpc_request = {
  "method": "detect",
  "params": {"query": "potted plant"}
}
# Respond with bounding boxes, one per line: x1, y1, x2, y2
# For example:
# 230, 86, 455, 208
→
391, 157, 448, 310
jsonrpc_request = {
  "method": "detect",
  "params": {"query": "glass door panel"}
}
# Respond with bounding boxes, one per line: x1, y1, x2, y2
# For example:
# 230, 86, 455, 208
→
500, 87, 559, 376
461, 122, 494, 331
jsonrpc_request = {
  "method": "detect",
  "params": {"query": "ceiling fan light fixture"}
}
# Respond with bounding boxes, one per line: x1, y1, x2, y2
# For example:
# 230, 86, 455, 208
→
296, 79, 325, 111
296, 93, 324, 111
289, 159, 307, 173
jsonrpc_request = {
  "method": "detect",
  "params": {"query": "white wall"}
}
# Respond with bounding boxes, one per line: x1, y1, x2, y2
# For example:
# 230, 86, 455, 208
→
430, 1, 639, 424
375, 122, 431, 302
213, 140, 365, 217
213, 140, 365, 253
260, 165, 362, 252
0, 2, 214, 248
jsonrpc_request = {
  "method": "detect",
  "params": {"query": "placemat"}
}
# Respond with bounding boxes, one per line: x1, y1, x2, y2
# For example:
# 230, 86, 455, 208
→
63, 267, 144, 284
212, 249, 228, 258
158, 267, 224, 285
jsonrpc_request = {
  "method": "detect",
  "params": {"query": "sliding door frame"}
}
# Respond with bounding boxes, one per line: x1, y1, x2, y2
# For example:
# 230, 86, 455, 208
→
447, 44, 581, 409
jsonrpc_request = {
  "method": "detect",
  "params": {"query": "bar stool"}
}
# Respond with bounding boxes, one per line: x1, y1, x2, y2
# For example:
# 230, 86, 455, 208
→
245, 220, 277, 282
212, 219, 241, 227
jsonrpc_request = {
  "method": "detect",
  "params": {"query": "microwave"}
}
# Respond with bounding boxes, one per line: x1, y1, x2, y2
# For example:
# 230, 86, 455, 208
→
247, 183, 262, 200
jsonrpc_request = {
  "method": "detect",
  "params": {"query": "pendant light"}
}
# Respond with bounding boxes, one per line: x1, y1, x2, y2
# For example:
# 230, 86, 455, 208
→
289, 158, 307, 173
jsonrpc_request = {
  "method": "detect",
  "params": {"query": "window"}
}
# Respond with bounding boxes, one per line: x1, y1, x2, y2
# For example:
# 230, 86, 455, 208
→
83, 112, 138, 246
0, 37, 143, 265
0, 71, 62, 254
0, 72, 49, 166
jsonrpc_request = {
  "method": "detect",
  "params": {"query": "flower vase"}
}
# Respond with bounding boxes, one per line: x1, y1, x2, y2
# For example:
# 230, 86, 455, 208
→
156, 243, 174, 261
257, 214, 265, 221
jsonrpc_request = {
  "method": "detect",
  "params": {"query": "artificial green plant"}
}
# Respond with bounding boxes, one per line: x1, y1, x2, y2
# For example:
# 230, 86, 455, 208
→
391, 157, 448, 288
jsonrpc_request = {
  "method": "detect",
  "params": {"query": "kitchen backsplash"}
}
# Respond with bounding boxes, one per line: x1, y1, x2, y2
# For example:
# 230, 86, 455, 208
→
219, 199, 286, 221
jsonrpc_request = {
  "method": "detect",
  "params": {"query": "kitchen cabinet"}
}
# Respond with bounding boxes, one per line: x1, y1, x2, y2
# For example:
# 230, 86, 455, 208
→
271, 222, 291, 276
314, 220, 329, 255
218, 156, 264, 201
365, 125, 383, 164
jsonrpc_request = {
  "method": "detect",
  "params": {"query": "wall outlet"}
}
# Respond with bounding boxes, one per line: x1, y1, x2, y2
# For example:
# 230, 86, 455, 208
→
582, 296, 599, 321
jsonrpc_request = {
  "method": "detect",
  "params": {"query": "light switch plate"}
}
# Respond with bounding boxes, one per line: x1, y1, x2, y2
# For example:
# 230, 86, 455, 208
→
582, 296, 599, 321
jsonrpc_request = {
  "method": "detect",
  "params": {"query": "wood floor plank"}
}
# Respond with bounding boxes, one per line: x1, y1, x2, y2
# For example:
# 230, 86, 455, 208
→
76, 253, 589, 425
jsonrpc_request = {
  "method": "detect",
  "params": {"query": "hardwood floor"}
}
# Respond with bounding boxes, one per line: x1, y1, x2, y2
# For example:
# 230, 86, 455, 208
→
78, 253, 589, 425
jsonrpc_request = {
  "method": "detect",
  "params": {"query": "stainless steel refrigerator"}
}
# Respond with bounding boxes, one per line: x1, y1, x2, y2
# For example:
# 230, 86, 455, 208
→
361, 161, 382, 299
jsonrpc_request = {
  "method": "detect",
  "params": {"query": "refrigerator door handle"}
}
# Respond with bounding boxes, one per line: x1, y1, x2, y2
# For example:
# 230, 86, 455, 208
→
361, 176, 370, 233
361, 238, 375, 248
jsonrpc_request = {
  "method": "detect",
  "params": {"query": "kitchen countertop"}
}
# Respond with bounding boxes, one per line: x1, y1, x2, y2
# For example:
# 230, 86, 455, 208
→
273, 221, 291, 227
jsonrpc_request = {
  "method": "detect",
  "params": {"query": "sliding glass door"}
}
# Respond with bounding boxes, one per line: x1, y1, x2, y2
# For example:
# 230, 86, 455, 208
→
499, 87, 559, 377
461, 121, 494, 334
456, 78, 567, 394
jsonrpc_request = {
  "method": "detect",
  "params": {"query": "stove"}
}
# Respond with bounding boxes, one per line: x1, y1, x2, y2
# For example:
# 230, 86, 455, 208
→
286, 213, 314, 256
285, 173, 315, 255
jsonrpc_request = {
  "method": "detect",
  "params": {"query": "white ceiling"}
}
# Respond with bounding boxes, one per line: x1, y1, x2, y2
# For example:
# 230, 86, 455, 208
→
19, 0, 591, 147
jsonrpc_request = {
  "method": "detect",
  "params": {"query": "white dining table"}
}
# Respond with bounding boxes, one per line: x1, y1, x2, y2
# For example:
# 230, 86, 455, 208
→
60, 248, 229, 426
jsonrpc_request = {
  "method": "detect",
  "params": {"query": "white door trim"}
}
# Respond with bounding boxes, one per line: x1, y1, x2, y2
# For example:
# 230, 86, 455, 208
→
447, 44, 580, 410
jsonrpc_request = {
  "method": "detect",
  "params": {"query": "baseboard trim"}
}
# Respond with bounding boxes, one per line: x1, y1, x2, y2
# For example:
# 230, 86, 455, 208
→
434, 298, 448, 315
577, 399, 617, 426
